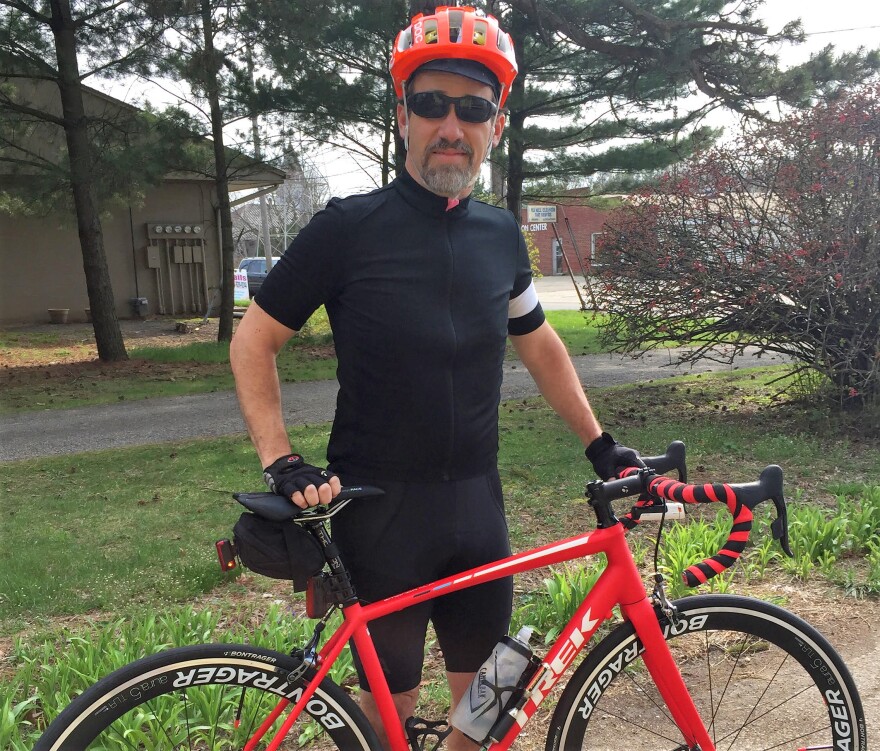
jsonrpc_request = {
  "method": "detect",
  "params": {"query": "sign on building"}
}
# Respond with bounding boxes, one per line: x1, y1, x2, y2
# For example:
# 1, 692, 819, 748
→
527, 204, 557, 223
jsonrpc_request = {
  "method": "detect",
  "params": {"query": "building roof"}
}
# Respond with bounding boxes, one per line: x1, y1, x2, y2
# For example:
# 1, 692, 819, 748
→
0, 77, 285, 190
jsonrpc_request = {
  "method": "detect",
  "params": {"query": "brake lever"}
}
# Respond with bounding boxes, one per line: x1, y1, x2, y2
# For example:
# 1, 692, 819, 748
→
770, 495, 793, 558
640, 440, 687, 483
737, 465, 793, 559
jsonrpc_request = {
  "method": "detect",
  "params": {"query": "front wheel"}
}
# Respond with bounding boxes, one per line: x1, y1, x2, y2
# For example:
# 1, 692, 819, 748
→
546, 594, 866, 751
34, 643, 381, 750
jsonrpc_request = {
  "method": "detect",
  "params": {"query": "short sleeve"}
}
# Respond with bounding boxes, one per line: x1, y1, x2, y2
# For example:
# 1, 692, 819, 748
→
255, 199, 346, 331
507, 231, 545, 336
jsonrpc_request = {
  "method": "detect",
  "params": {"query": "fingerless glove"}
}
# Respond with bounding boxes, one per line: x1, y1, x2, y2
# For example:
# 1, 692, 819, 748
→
263, 453, 336, 499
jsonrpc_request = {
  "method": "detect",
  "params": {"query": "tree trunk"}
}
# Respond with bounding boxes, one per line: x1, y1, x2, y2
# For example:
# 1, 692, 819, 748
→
490, 142, 507, 202
505, 106, 525, 220
49, 0, 127, 361
504, 14, 528, 221
201, 0, 236, 342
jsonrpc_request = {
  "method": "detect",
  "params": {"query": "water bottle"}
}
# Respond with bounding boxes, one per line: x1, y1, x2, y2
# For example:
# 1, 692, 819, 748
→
451, 626, 534, 744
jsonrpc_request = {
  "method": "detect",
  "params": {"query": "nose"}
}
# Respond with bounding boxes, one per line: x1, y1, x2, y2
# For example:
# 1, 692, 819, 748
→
435, 106, 465, 139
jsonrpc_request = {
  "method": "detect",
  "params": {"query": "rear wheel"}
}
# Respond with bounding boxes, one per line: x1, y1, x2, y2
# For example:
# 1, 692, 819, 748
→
546, 594, 866, 751
34, 643, 381, 750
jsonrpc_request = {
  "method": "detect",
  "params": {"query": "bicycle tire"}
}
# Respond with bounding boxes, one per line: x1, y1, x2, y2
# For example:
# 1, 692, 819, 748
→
545, 594, 866, 751
33, 642, 382, 751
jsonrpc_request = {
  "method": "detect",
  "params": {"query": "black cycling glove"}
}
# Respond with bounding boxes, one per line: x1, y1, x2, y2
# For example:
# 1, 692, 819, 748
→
263, 453, 336, 499
585, 432, 645, 481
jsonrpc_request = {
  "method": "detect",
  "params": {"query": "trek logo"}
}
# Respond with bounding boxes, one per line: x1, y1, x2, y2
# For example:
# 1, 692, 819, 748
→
526, 608, 600, 708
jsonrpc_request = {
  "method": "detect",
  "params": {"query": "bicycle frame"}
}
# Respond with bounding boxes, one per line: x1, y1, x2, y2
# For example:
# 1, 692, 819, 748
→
245, 520, 715, 751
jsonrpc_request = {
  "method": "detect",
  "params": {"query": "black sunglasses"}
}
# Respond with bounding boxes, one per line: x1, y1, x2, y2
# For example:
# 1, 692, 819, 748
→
406, 91, 498, 124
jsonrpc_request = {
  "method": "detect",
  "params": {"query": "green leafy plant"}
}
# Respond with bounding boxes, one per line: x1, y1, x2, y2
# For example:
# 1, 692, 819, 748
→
658, 519, 734, 598
514, 561, 604, 643
4, 603, 353, 749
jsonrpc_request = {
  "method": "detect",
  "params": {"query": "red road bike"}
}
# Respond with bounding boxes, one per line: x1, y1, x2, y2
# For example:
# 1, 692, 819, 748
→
35, 442, 867, 751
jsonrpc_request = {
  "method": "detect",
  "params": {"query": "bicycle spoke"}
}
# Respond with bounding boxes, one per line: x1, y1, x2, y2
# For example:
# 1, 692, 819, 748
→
547, 596, 864, 751
184, 688, 193, 750
619, 664, 676, 727
719, 645, 785, 750
707, 631, 763, 751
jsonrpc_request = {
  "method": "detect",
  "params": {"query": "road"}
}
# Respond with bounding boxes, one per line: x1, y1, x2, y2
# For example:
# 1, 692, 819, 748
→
2, 276, 787, 461
0, 346, 785, 462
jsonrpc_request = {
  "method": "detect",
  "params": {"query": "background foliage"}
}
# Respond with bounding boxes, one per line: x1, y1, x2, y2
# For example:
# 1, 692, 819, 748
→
598, 84, 880, 404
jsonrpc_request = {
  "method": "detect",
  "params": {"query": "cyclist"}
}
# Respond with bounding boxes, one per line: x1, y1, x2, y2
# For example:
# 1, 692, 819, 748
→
230, 7, 642, 750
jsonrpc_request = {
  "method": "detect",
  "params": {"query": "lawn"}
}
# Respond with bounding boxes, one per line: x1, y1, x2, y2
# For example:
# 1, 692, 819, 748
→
0, 310, 606, 414
2, 317, 878, 749
2, 370, 879, 749
2, 367, 878, 636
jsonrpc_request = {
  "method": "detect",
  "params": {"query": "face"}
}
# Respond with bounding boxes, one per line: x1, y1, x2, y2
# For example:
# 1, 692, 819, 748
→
397, 70, 506, 199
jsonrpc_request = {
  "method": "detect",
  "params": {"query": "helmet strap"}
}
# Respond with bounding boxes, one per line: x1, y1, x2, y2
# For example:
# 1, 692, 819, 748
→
483, 84, 505, 163
401, 81, 411, 151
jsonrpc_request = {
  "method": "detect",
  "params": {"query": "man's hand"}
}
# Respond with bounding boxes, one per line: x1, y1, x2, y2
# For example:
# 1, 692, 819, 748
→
585, 432, 645, 481
263, 453, 341, 508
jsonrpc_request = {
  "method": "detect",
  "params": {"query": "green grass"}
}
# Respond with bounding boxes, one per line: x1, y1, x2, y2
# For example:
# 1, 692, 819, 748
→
0, 424, 328, 631
129, 340, 234, 363
541, 310, 608, 355
2, 604, 347, 750
0, 310, 599, 415
2, 367, 878, 635
2, 369, 879, 747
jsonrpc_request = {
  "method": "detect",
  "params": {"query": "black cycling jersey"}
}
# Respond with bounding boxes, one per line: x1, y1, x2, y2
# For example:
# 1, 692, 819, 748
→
256, 168, 545, 482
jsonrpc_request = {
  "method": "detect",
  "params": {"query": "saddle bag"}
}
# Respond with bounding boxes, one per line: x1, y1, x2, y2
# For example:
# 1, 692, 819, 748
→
232, 513, 325, 591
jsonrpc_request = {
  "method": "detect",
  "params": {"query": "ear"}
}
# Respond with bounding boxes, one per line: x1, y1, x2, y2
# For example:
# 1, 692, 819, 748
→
491, 112, 506, 147
396, 101, 407, 139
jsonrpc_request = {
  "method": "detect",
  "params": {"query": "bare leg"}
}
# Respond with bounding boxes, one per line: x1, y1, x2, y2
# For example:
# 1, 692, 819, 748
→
446, 672, 479, 751
359, 672, 479, 751
359, 687, 419, 751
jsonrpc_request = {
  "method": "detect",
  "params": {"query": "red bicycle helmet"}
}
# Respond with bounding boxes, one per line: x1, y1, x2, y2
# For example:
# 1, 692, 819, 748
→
390, 6, 518, 108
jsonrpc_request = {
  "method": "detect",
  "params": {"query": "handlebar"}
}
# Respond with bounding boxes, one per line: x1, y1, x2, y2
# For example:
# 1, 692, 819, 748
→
586, 441, 792, 587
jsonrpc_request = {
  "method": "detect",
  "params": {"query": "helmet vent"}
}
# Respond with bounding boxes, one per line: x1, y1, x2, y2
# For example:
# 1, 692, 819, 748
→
424, 19, 438, 44
473, 20, 487, 46
397, 28, 412, 52
448, 9, 463, 42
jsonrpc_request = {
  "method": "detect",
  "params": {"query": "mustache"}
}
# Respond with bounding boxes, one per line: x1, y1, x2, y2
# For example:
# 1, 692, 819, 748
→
426, 138, 474, 156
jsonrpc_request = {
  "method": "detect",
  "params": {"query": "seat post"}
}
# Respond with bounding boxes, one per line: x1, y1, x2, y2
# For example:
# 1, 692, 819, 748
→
304, 520, 358, 606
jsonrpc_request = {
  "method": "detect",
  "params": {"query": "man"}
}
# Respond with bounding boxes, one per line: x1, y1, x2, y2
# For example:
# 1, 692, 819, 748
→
230, 7, 641, 750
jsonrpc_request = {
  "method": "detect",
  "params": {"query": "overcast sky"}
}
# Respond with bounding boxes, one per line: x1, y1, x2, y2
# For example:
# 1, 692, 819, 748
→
760, 0, 879, 63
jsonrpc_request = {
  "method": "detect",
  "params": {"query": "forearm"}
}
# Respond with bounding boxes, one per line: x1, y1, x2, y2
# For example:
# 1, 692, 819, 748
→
232, 350, 291, 467
511, 322, 603, 448
230, 306, 295, 467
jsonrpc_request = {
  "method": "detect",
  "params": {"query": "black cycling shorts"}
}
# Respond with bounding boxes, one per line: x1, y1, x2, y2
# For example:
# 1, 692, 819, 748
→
330, 470, 513, 694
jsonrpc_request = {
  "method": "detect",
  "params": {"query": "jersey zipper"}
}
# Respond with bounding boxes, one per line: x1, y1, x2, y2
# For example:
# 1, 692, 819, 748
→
442, 214, 457, 480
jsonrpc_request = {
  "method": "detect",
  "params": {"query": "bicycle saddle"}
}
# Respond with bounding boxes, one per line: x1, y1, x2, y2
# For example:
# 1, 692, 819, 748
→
233, 485, 384, 523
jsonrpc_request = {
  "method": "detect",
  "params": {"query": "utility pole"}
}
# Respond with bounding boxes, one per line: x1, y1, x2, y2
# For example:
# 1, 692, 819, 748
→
247, 43, 274, 269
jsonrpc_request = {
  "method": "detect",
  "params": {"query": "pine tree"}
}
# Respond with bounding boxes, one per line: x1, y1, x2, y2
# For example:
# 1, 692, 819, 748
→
0, 0, 176, 360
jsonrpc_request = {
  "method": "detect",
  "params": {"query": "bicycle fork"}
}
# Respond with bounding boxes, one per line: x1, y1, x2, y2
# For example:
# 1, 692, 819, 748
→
623, 596, 715, 751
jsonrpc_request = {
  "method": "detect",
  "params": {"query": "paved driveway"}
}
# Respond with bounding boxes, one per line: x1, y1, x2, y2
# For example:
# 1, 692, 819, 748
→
0, 346, 786, 462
